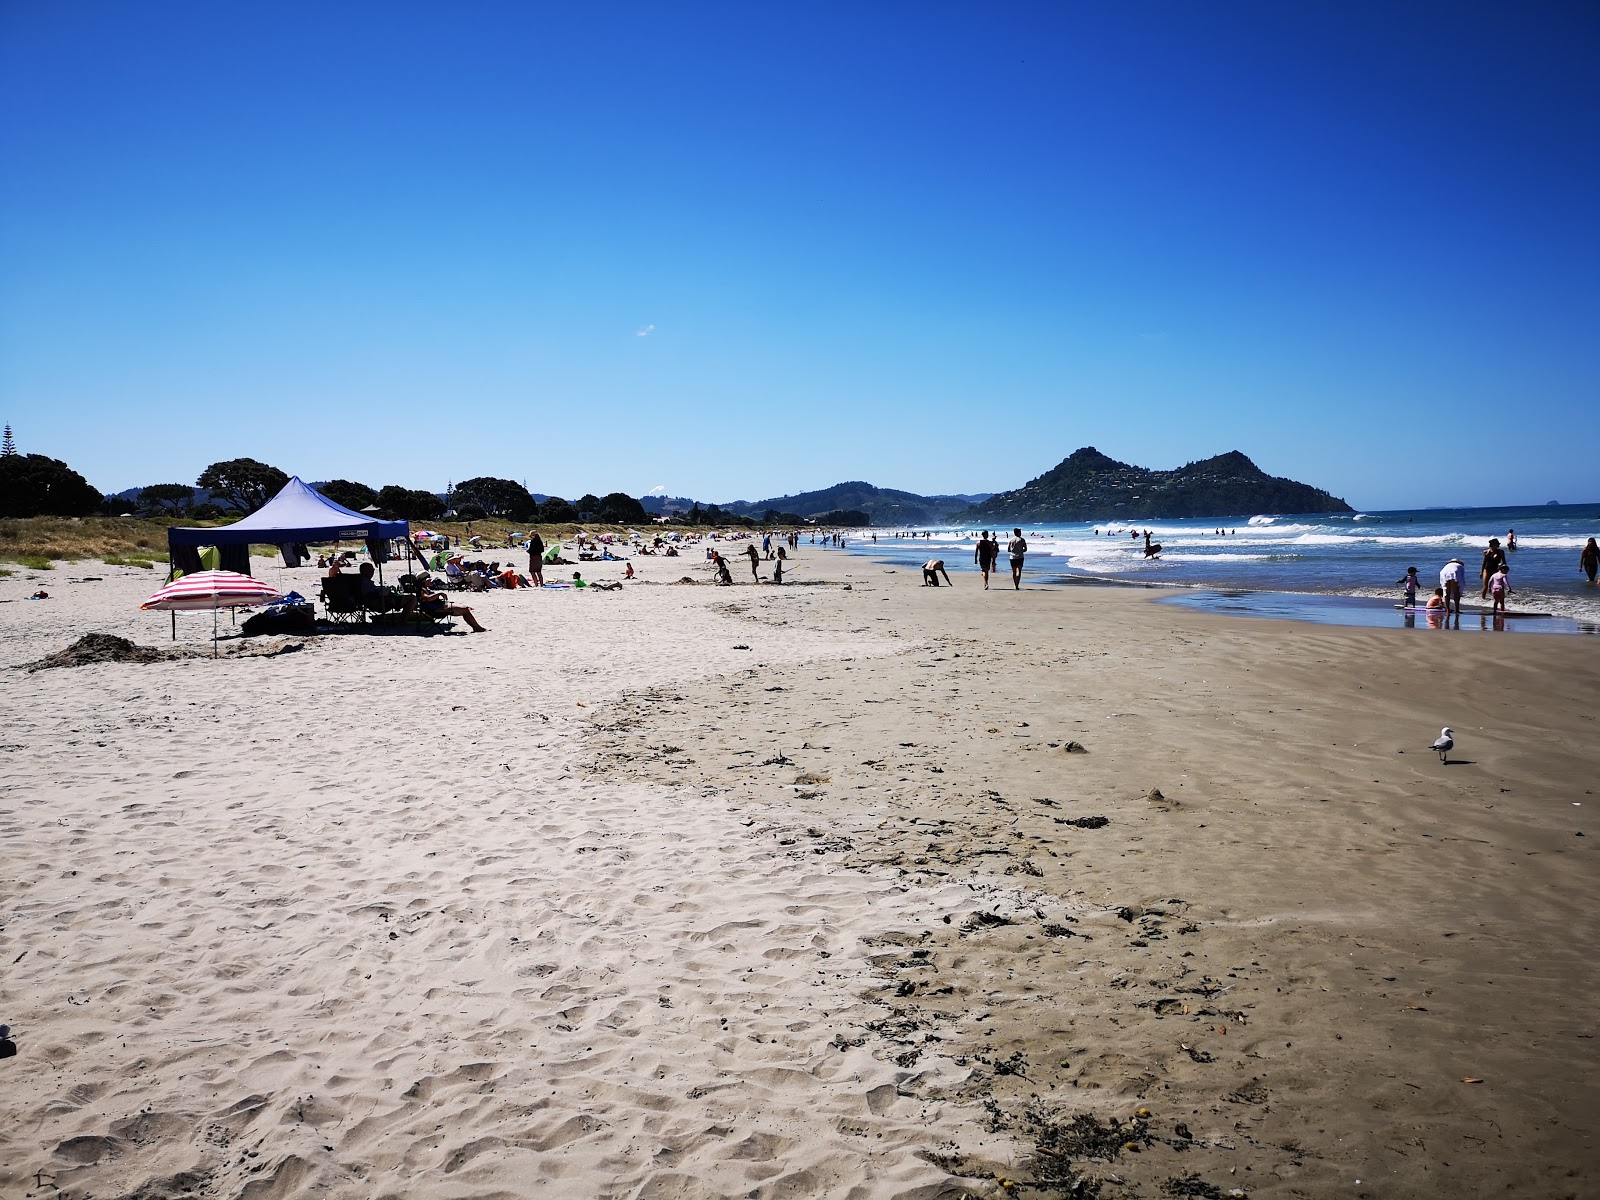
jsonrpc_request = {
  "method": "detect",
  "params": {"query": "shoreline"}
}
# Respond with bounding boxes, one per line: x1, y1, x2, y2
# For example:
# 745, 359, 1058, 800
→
830, 545, 1600, 631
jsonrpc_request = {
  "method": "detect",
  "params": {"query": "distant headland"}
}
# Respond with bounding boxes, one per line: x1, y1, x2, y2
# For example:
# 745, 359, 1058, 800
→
964, 448, 1354, 523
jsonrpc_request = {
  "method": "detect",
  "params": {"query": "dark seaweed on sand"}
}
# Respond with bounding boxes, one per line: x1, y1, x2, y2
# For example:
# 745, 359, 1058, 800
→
1161, 1175, 1225, 1198
1026, 1108, 1153, 1162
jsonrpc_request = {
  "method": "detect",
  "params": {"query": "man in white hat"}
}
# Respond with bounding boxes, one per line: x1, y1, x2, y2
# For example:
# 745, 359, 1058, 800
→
1440, 557, 1466, 616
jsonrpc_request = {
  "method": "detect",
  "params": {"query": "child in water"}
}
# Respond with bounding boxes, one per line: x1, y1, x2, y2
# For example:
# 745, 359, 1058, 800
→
1397, 566, 1422, 607
1488, 564, 1511, 615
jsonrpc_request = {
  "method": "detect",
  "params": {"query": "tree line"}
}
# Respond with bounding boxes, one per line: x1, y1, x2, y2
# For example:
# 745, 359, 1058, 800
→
0, 440, 836, 527
0, 445, 656, 525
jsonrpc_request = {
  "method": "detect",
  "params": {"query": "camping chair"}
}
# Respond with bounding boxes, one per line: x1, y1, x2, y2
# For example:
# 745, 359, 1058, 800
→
319, 574, 370, 624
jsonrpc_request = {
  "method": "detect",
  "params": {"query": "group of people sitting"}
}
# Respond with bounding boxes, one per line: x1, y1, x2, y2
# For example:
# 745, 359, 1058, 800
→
444, 555, 532, 591
351, 563, 488, 632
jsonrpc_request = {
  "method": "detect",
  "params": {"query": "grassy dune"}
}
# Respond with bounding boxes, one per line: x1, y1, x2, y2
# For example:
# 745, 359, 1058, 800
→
0, 516, 676, 568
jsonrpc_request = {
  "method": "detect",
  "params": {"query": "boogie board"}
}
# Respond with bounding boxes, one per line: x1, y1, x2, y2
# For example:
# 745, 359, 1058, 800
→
1394, 604, 1549, 618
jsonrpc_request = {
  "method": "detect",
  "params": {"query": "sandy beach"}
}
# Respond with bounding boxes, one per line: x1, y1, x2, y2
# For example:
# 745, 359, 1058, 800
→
3, 548, 1596, 1199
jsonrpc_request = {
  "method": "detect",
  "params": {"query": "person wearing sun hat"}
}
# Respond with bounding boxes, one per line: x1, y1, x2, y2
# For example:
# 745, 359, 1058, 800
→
1440, 556, 1466, 616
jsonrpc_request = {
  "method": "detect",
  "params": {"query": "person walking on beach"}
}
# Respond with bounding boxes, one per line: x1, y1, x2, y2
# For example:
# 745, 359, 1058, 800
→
1440, 557, 1466, 616
1007, 528, 1027, 590
745, 542, 760, 581
974, 531, 999, 589
1581, 538, 1599, 584
527, 532, 545, 587
1480, 538, 1506, 599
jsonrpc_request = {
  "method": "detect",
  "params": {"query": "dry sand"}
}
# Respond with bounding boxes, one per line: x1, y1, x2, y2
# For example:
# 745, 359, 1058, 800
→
2, 549, 1596, 1199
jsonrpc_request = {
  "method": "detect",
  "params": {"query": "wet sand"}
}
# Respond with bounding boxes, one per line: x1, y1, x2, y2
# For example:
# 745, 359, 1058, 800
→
591, 567, 1600, 1198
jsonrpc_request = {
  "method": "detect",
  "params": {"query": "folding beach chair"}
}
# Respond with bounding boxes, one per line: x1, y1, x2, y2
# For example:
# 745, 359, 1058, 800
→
319, 574, 369, 624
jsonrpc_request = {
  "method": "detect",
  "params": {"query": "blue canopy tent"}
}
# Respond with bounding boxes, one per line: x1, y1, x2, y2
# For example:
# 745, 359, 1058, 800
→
167, 475, 411, 576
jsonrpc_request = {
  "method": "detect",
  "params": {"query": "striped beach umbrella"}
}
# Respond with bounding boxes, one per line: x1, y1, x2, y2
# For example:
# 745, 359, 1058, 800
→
142, 570, 283, 655
141, 570, 282, 611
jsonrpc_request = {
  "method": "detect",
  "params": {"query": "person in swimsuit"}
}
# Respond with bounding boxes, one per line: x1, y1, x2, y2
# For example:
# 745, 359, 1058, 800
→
1480, 538, 1506, 599
745, 543, 760, 581
417, 576, 487, 632
974, 531, 999, 589
1582, 538, 1600, 584
922, 559, 952, 586
1488, 564, 1510, 614
1007, 528, 1027, 590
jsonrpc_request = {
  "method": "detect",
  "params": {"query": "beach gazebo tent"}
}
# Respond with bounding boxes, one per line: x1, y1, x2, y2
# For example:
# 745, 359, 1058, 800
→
166, 476, 411, 577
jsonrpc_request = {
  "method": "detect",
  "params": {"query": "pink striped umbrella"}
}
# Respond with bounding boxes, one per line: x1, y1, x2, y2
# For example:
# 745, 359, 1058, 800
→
142, 570, 283, 656
141, 570, 282, 611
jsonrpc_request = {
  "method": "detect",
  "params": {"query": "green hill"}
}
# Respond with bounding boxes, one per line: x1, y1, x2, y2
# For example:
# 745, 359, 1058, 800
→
966, 448, 1353, 522
722, 482, 989, 526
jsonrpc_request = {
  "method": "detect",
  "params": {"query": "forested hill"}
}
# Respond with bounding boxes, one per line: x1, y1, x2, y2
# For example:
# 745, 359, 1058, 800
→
965, 448, 1353, 522
721, 481, 989, 526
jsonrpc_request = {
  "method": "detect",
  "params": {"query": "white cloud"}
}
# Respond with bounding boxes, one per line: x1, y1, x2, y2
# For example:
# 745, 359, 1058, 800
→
636, 323, 655, 337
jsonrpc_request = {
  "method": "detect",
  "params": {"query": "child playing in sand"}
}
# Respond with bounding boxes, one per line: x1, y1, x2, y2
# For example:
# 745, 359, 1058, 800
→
1397, 566, 1422, 607
1425, 587, 1446, 611
1488, 564, 1511, 614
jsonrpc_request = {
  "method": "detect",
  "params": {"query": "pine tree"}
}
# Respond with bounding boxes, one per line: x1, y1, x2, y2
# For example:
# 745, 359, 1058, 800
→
1, 425, 15, 456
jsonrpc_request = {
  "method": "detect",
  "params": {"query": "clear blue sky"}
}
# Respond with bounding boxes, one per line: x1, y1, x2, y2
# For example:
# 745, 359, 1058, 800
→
2, 2, 1596, 509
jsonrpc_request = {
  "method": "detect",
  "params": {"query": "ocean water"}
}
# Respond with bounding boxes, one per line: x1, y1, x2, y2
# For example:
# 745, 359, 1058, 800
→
831, 503, 1600, 630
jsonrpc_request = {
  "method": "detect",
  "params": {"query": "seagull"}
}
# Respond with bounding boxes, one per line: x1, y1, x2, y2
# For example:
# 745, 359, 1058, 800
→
1431, 727, 1454, 763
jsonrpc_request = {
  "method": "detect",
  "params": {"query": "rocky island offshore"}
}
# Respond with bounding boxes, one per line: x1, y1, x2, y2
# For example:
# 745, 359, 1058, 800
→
966, 447, 1354, 522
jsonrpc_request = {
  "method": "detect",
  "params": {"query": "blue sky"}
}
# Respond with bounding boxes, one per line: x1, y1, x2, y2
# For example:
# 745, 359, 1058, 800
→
2, 2, 1595, 509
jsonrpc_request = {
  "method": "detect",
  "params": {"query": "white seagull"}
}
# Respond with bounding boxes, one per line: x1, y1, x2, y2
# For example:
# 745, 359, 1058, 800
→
1431, 727, 1454, 764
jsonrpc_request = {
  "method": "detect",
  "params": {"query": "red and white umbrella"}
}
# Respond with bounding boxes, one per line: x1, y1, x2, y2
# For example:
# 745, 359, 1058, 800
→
141, 570, 281, 611
142, 570, 283, 656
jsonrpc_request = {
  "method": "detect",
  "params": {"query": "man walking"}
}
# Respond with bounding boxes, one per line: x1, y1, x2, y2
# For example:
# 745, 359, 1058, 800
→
1007, 527, 1028, 590
974, 530, 999, 589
